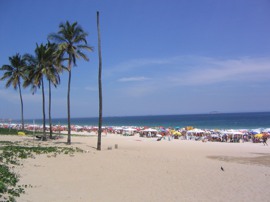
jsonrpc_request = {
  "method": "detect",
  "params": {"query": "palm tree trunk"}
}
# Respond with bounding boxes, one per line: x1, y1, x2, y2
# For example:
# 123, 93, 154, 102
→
18, 80, 24, 130
97, 11, 103, 150
67, 60, 72, 144
49, 80, 53, 139
41, 77, 47, 141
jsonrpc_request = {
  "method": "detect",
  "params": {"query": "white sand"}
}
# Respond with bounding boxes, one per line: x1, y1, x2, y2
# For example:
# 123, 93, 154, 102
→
1, 134, 270, 202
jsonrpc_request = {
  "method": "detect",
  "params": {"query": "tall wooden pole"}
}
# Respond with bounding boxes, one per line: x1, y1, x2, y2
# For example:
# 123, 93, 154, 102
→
97, 11, 103, 150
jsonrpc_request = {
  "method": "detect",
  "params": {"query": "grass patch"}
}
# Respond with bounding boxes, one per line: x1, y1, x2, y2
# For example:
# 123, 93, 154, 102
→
0, 128, 28, 136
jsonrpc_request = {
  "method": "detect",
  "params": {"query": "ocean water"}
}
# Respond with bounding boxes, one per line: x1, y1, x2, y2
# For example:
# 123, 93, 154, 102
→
24, 112, 270, 130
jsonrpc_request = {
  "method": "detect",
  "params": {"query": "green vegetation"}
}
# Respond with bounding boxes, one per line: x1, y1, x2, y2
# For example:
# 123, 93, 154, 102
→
0, 140, 83, 201
0, 127, 52, 137
0, 128, 28, 136
0, 164, 25, 202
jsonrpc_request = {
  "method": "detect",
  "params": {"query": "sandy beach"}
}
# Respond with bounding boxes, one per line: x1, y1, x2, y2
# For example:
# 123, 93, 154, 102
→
1, 133, 270, 202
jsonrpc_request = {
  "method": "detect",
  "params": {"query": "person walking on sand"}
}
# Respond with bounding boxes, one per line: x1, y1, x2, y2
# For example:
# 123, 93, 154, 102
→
262, 136, 268, 146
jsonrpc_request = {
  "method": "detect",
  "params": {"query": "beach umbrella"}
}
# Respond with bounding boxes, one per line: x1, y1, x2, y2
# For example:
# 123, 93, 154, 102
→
173, 131, 181, 136
254, 134, 263, 138
250, 128, 262, 134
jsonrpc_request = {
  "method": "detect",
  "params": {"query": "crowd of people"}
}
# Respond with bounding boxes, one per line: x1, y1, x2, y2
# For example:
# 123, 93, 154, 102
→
0, 123, 269, 145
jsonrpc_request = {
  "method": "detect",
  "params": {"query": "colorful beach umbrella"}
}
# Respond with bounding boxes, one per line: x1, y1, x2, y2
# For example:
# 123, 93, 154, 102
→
173, 131, 181, 136
254, 134, 263, 138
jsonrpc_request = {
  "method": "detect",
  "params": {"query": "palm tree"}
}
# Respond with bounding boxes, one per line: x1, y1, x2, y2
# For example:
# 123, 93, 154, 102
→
48, 21, 93, 144
45, 42, 62, 139
24, 43, 54, 140
97, 11, 103, 150
0, 53, 27, 130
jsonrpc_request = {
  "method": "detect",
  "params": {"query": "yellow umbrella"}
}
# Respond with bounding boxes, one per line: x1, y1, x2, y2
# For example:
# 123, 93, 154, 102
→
173, 131, 181, 136
254, 134, 263, 138
18, 131, 25, 136
170, 129, 175, 134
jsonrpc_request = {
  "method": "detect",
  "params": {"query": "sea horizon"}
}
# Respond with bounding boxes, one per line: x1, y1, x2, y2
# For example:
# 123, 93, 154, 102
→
8, 111, 269, 130
16, 110, 270, 120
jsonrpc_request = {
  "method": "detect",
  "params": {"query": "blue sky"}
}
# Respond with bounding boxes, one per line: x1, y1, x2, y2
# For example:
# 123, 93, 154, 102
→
1, 0, 270, 120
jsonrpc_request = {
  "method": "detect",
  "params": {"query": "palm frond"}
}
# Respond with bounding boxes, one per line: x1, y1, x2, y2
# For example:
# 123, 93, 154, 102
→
0, 72, 12, 80
77, 45, 94, 52
0, 65, 13, 71
0, 53, 28, 91
12, 78, 19, 89
30, 84, 38, 95
48, 21, 92, 70
73, 34, 88, 44
76, 50, 89, 61
48, 33, 67, 43
6, 78, 13, 89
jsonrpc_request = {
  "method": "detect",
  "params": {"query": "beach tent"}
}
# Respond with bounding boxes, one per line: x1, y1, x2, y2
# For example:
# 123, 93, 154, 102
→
222, 130, 244, 135
122, 127, 137, 136
142, 128, 158, 132
113, 127, 123, 130
187, 128, 205, 134
123, 127, 137, 134
140, 128, 158, 138
123, 127, 137, 132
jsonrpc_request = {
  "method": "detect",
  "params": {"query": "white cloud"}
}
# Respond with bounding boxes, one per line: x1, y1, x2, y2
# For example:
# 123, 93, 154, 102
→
168, 57, 270, 86
118, 76, 151, 82
108, 58, 172, 72
109, 55, 270, 85
105, 55, 270, 99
